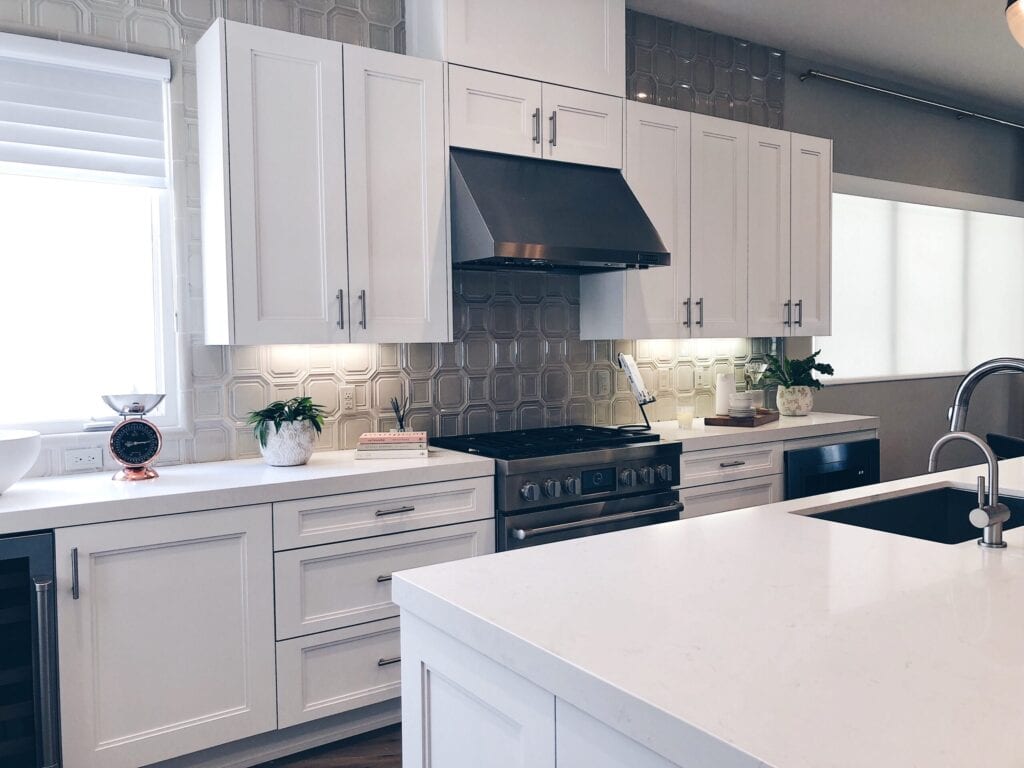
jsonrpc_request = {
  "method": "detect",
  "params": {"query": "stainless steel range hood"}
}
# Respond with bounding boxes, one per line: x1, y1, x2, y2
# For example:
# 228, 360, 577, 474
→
450, 149, 669, 273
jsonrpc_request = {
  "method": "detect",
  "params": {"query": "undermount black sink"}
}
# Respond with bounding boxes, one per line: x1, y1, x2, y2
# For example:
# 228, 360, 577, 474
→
804, 487, 1024, 545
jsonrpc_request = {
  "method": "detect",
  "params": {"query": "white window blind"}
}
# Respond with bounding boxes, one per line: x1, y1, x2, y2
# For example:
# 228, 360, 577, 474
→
0, 32, 170, 187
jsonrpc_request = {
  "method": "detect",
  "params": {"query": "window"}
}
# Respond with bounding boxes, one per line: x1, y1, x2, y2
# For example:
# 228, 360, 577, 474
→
816, 179, 1024, 383
0, 33, 176, 434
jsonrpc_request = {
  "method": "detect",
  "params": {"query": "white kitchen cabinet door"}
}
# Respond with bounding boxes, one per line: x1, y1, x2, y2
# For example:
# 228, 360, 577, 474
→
690, 114, 749, 338
343, 45, 451, 343
580, 101, 690, 339
448, 65, 542, 157
542, 84, 623, 168
408, 0, 625, 97
790, 133, 832, 336
55, 506, 276, 768
557, 701, 678, 768
747, 126, 792, 338
680, 475, 785, 519
198, 20, 349, 345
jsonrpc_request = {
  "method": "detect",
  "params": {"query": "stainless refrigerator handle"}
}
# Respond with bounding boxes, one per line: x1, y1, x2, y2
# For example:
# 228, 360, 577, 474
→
33, 577, 59, 768
795, 299, 804, 328
336, 289, 344, 330
682, 298, 691, 328
784, 300, 792, 327
70, 547, 79, 600
696, 297, 705, 328
358, 289, 367, 329
532, 108, 541, 144
511, 502, 683, 541
549, 111, 557, 147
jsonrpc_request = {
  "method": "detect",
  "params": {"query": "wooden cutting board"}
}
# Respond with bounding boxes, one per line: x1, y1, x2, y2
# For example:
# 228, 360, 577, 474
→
704, 409, 781, 428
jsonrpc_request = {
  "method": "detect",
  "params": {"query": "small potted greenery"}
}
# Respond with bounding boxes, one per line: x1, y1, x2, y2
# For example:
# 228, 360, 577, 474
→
247, 396, 326, 466
764, 351, 834, 416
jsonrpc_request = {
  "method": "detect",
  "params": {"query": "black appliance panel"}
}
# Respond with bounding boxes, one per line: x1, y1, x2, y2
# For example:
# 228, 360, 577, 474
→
785, 439, 880, 500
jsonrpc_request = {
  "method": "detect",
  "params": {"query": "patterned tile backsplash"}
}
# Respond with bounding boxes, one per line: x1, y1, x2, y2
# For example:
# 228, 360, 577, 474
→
5, 0, 775, 475
626, 9, 785, 128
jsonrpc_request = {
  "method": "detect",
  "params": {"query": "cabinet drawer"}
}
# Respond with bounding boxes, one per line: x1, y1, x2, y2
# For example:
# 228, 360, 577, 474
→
448, 65, 542, 157
680, 475, 785, 519
275, 520, 494, 640
680, 442, 783, 488
273, 476, 493, 550
276, 618, 400, 728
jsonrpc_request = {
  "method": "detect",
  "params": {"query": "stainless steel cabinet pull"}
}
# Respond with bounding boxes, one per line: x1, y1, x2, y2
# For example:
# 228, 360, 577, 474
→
336, 289, 345, 330
532, 107, 541, 144
378, 656, 401, 667
71, 547, 79, 600
33, 578, 59, 768
795, 299, 804, 327
720, 460, 746, 468
375, 504, 415, 517
696, 297, 704, 328
549, 111, 557, 147
376, 574, 393, 583
682, 298, 691, 328
358, 289, 367, 329
512, 502, 684, 541
783, 300, 792, 327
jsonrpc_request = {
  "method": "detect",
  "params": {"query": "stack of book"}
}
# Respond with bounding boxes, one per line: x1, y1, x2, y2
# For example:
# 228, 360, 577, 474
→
354, 431, 429, 460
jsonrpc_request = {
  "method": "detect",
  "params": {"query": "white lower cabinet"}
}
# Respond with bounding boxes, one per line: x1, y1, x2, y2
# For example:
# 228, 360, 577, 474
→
556, 701, 677, 768
681, 475, 785, 520
679, 442, 785, 519
55, 506, 276, 768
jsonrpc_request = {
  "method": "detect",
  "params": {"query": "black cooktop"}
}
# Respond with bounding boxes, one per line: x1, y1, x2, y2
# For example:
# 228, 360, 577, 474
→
430, 425, 659, 460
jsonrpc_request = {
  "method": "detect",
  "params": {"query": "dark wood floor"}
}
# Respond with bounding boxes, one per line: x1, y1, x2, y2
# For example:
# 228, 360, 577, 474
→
259, 725, 401, 768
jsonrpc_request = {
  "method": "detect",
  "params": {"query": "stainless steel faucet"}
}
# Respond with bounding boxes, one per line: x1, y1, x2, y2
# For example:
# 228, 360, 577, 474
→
928, 431, 1010, 548
947, 357, 1024, 431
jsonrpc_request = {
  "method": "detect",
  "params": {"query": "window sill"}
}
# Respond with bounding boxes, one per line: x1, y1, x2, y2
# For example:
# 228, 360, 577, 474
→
825, 372, 968, 386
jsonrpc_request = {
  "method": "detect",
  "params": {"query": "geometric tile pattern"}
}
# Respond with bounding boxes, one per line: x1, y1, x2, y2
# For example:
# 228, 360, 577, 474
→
626, 10, 785, 128
9, 1, 774, 474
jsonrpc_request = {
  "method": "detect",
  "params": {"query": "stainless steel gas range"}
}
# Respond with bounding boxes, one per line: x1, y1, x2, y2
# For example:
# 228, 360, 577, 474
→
431, 426, 683, 551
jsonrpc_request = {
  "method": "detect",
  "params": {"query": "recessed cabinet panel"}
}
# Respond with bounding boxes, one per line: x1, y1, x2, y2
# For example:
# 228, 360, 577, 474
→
344, 45, 450, 343
747, 126, 791, 337
680, 475, 785, 519
543, 84, 623, 169
791, 133, 832, 336
690, 115, 749, 338
557, 700, 678, 768
448, 66, 542, 157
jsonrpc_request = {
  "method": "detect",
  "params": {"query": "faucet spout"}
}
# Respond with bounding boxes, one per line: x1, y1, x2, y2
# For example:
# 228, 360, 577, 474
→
928, 431, 1009, 548
948, 357, 1024, 431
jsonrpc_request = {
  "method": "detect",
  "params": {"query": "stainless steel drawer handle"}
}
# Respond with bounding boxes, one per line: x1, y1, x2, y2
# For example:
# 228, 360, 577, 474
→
33, 577, 59, 768
719, 460, 747, 468
376, 574, 393, 583
784, 300, 792, 327
71, 547, 79, 600
358, 289, 367, 329
378, 656, 401, 667
549, 111, 557, 147
795, 299, 804, 328
682, 298, 691, 328
375, 504, 415, 517
336, 289, 344, 330
532, 107, 541, 144
696, 297, 704, 328
511, 502, 683, 541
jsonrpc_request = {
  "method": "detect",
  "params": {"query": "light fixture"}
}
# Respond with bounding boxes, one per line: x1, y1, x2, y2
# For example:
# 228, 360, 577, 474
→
636, 91, 649, 100
1008, 0, 1024, 47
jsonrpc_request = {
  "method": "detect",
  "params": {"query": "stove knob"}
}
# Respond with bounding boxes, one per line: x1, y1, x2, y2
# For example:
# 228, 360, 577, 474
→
520, 482, 541, 502
656, 464, 673, 483
619, 468, 636, 487
639, 466, 656, 485
543, 479, 562, 499
563, 476, 580, 495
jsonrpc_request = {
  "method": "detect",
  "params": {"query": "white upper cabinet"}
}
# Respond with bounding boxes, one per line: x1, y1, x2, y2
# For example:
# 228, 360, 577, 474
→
448, 66, 543, 158
580, 101, 690, 340
543, 84, 623, 168
343, 45, 450, 344
407, 0, 625, 97
197, 21, 451, 345
690, 114, 749, 338
747, 126, 792, 337
790, 133, 832, 336
198, 20, 348, 345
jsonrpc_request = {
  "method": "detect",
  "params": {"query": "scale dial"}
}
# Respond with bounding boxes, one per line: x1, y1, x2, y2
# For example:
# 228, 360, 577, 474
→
109, 418, 162, 479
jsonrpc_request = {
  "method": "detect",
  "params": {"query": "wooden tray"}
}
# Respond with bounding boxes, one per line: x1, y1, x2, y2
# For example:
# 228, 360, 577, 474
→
704, 409, 780, 428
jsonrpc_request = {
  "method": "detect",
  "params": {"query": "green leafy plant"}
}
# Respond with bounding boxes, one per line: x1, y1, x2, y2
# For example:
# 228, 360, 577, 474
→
247, 396, 326, 448
764, 351, 834, 390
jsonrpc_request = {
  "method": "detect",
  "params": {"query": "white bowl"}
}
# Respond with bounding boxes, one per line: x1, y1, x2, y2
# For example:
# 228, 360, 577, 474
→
0, 430, 42, 494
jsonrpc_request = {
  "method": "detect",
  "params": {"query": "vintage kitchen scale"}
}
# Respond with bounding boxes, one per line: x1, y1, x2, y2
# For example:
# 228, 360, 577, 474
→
102, 394, 165, 480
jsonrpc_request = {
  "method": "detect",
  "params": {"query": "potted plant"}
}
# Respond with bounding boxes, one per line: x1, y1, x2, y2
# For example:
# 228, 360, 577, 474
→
764, 351, 834, 416
247, 396, 326, 466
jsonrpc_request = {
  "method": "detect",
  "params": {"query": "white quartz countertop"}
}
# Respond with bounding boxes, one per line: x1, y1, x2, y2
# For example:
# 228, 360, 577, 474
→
0, 449, 494, 534
394, 457, 1024, 768
650, 411, 879, 451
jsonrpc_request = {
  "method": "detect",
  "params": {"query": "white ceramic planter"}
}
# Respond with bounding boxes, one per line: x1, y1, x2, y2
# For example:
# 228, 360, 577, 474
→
776, 385, 814, 417
259, 421, 317, 466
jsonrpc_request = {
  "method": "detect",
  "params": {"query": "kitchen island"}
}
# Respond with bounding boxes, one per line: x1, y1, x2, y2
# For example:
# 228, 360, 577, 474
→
394, 457, 1024, 768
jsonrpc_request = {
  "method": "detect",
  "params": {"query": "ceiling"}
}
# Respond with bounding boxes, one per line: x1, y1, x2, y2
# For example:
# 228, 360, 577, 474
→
628, 0, 1024, 120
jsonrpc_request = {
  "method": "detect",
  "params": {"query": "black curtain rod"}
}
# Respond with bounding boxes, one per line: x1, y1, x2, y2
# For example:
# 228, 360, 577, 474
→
799, 69, 1024, 132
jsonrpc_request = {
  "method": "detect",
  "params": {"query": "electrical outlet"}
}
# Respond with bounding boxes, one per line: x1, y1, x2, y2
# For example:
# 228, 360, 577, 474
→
697, 366, 712, 388
65, 447, 103, 471
340, 385, 356, 413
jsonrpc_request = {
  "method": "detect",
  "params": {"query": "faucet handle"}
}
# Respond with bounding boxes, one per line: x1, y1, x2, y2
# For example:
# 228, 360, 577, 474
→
977, 475, 986, 509
970, 502, 1011, 530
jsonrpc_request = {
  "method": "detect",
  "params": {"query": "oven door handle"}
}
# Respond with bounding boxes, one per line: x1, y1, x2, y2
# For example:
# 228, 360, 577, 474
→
511, 502, 683, 541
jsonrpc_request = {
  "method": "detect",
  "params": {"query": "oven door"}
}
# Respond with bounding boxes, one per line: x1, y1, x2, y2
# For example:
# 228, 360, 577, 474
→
500, 492, 683, 551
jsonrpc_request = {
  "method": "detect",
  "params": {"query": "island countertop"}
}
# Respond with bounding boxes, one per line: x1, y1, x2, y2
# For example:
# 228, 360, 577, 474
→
394, 457, 1024, 768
